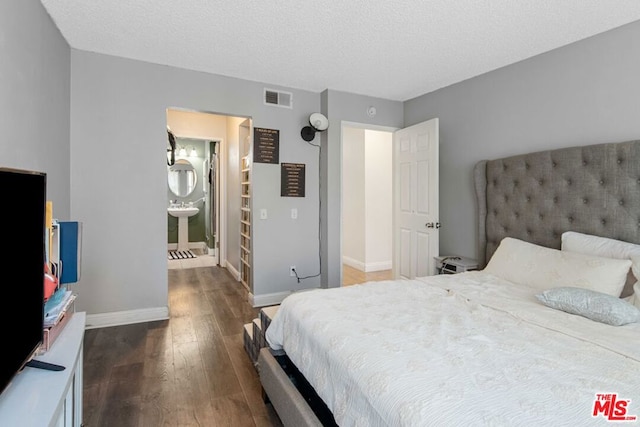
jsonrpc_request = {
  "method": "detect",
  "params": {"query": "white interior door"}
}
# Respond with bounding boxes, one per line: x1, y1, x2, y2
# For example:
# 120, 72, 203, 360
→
392, 118, 439, 279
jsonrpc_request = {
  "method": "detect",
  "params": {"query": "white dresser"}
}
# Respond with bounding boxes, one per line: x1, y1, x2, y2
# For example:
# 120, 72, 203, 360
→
0, 311, 85, 427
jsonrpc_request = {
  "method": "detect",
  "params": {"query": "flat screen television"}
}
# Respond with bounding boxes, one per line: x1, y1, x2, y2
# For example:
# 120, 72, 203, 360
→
0, 167, 47, 395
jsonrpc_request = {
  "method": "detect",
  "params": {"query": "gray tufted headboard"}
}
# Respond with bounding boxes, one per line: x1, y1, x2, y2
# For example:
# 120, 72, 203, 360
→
474, 139, 640, 270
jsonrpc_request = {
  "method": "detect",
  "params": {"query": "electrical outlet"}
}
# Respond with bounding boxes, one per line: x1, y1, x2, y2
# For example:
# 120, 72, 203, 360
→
289, 266, 296, 277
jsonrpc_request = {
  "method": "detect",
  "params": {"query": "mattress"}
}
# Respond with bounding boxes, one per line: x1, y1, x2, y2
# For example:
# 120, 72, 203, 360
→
265, 271, 640, 426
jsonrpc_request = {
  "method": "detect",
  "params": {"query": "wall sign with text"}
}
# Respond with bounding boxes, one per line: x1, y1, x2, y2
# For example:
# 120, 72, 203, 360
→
253, 127, 279, 164
281, 163, 305, 197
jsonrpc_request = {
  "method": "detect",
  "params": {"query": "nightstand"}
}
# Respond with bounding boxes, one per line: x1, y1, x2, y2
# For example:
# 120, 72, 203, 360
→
435, 255, 478, 274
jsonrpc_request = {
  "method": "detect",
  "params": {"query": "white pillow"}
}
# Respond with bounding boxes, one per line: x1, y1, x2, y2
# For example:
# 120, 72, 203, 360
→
561, 231, 640, 298
484, 237, 631, 296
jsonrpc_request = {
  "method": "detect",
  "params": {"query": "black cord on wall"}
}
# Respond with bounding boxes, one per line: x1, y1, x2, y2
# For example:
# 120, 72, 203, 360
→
293, 138, 322, 284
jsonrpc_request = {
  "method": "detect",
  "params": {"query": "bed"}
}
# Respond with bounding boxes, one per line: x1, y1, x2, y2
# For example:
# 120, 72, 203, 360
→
259, 139, 640, 426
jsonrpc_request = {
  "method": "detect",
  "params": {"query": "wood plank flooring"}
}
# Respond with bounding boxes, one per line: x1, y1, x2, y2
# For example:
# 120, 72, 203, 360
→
82, 266, 283, 427
342, 264, 392, 286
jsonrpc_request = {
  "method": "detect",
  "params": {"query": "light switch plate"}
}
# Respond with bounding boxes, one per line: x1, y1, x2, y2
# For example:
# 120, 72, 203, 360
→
260, 209, 267, 220
291, 208, 298, 219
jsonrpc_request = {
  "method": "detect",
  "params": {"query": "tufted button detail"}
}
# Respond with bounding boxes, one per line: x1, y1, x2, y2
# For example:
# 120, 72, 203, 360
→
525, 163, 530, 170
619, 200, 624, 206
526, 230, 531, 236
583, 198, 588, 204
514, 212, 519, 218
553, 197, 558, 203
568, 216, 574, 223
582, 160, 587, 166
617, 159, 622, 164
552, 162, 557, 167
539, 214, 544, 220
567, 179, 572, 185
599, 180, 604, 185
539, 180, 544, 185
601, 219, 606, 225
526, 196, 531, 202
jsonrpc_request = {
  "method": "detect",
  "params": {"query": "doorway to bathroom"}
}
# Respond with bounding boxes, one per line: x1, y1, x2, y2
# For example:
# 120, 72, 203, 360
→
166, 108, 251, 277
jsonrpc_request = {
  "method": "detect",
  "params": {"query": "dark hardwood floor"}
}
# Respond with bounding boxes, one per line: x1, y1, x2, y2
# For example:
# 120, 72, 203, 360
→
82, 266, 283, 426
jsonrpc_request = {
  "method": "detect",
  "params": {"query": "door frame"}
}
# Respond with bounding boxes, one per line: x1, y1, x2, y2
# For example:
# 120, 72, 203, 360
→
206, 138, 222, 264
166, 107, 253, 271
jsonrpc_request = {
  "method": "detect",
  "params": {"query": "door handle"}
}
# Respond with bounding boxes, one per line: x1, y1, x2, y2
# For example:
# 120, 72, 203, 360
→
425, 222, 441, 229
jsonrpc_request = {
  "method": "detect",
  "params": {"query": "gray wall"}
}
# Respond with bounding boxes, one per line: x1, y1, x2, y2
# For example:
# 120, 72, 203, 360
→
404, 20, 640, 262
0, 0, 70, 218
70, 49, 321, 316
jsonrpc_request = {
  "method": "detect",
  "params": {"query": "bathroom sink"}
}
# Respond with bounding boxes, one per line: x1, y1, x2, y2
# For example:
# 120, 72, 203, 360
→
167, 206, 199, 218
168, 205, 199, 251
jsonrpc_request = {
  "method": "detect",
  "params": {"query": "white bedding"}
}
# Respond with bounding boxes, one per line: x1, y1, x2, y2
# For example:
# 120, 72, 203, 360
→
265, 271, 640, 427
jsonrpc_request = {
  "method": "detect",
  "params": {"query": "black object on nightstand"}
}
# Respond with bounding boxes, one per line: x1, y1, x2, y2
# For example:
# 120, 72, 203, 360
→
435, 255, 478, 274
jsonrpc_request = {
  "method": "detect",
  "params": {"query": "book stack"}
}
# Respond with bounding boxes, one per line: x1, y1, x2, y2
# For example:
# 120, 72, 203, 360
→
39, 288, 76, 354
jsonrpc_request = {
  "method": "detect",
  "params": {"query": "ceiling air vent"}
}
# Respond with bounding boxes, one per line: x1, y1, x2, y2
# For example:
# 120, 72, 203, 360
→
264, 88, 293, 109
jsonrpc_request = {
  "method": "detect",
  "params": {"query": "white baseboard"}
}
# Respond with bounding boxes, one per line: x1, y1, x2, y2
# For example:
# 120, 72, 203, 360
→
85, 306, 170, 329
343, 256, 365, 271
167, 241, 205, 251
226, 261, 241, 281
343, 256, 391, 272
188, 241, 204, 250
364, 260, 392, 272
249, 291, 292, 308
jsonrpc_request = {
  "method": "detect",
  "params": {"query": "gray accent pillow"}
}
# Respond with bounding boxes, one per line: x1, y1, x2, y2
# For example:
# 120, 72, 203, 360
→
536, 287, 640, 326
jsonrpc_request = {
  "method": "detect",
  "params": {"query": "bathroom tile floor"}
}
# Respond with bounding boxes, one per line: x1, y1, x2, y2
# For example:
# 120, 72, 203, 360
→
167, 248, 217, 269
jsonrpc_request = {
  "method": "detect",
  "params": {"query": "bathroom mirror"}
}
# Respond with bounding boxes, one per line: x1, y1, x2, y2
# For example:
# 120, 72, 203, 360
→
168, 159, 197, 197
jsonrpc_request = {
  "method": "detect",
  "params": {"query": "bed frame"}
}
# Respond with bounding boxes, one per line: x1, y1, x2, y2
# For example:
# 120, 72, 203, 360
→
258, 138, 640, 426
259, 348, 332, 427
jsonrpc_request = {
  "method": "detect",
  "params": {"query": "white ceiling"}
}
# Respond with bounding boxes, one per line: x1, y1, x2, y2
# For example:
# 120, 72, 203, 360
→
41, 0, 640, 101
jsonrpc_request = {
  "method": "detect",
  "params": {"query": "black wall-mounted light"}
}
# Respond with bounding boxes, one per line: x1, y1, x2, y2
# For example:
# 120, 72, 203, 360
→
300, 113, 329, 142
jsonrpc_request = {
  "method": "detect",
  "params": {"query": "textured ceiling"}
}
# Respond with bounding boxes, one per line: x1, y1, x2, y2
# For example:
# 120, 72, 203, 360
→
41, 0, 640, 101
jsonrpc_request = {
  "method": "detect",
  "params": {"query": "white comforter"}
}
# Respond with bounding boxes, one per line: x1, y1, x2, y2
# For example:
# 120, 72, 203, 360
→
265, 271, 640, 427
